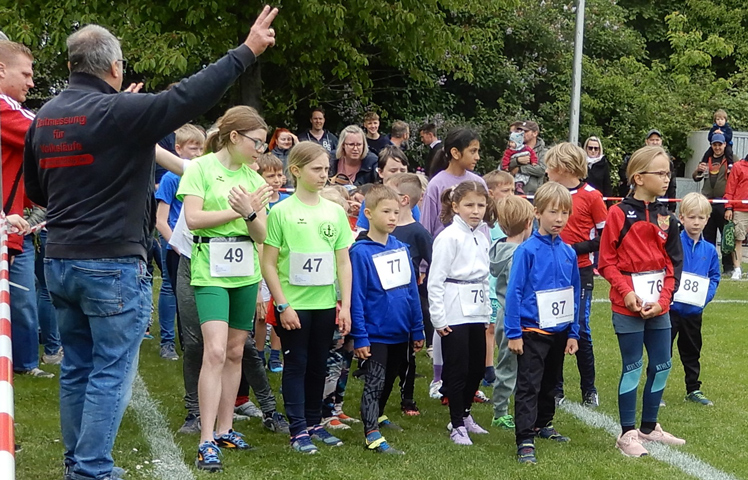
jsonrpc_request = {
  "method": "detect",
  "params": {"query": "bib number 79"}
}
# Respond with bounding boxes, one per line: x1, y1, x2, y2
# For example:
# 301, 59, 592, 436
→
471, 289, 485, 304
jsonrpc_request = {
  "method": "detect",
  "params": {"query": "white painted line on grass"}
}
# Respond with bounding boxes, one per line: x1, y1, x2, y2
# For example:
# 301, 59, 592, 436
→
559, 401, 741, 480
130, 374, 195, 480
591, 299, 748, 304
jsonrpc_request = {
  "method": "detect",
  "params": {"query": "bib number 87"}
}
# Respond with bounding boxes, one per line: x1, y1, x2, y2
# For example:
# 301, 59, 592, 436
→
682, 279, 699, 293
223, 247, 244, 263
551, 300, 566, 316
647, 279, 663, 295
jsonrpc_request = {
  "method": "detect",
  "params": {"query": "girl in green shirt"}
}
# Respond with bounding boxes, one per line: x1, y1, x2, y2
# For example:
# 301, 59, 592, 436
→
178, 106, 273, 472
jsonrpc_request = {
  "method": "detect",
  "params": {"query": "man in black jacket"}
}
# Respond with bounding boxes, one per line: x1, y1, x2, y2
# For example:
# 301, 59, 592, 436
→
24, 7, 277, 480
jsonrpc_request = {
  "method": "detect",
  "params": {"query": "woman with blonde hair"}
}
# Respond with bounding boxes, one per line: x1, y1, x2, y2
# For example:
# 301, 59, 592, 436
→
329, 125, 379, 186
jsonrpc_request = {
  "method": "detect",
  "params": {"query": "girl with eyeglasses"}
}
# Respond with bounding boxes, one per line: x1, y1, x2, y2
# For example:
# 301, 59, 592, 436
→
583, 136, 613, 199
598, 145, 684, 458
178, 105, 273, 471
329, 125, 379, 186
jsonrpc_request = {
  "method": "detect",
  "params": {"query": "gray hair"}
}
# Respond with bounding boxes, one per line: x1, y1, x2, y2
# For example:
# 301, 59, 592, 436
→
67, 25, 122, 77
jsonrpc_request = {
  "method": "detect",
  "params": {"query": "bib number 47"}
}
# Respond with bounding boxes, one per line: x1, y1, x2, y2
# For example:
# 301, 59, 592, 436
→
302, 257, 323, 273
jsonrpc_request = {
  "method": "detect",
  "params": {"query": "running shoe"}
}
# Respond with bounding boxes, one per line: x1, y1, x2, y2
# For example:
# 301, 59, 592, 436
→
473, 390, 490, 403
491, 415, 515, 429
463, 415, 488, 434
616, 430, 648, 457
196, 441, 223, 472
582, 391, 599, 409
517, 442, 537, 464
215, 429, 253, 450
429, 380, 443, 399
638, 424, 686, 446
378, 415, 403, 431
321, 416, 351, 430
160, 343, 179, 361
685, 390, 714, 406
268, 358, 283, 373
178, 413, 201, 434
234, 400, 263, 418
535, 423, 570, 442
290, 431, 318, 454
309, 425, 344, 446
18, 368, 54, 378
365, 430, 405, 455
401, 400, 421, 416
262, 412, 290, 434
449, 426, 472, 446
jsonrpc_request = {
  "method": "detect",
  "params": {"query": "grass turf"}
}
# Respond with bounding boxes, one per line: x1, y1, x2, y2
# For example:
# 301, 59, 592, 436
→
14, 277, 748, 479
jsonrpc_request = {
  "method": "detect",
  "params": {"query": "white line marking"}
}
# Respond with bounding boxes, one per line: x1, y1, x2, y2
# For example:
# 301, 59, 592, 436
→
130, 374, 194, 480
591, 299, 748, 304
560, 401, 741, 480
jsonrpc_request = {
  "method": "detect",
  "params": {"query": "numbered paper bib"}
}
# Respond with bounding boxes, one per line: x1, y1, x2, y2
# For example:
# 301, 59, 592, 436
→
631, 269, 665, 303
209, 240, 254, 278
673, 272, 709, 308
537, 287, 575, 329
372, 248, 411, 290
289, 251, 335, 286
457, 284, 489, 317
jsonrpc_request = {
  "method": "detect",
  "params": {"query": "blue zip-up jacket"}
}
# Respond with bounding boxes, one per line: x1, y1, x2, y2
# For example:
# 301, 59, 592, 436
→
671, 230, 720, 316
504, 230, 581, 340
350, 234, 425, 349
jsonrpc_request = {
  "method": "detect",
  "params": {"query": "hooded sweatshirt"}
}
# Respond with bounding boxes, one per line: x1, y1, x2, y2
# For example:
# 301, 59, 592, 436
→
489, 238, 520, 323
349, 233, 424, 349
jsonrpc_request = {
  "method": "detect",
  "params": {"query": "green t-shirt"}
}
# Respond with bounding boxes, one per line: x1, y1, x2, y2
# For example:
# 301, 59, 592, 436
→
265, 194, 353, 309
177, 153, 265, 288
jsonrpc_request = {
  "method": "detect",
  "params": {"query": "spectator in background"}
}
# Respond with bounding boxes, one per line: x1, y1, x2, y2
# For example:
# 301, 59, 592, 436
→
419, 122, 442, 178
363, 111, 392, 155
298, 107, 338, 154
583, 136, 613, 199
390, 120, 410, 149
618, 129, 677, 211
330, 125, 379, 186
507, 120, 547, 195
268, 127, 298, 184
702, 109, 733, 165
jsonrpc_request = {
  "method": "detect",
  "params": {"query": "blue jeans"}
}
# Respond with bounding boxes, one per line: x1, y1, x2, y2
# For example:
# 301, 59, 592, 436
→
10, 235, 40, 371
157, 235, 176, 346
35, 230, 61, 355
45, 257, 151, 480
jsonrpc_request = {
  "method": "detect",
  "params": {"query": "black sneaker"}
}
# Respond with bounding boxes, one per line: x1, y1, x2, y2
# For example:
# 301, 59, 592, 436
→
535, 423, 570, 442
582, 391, 599, 409
263, 412, 291, 434
215, 429, 254, 450
517, 442, 537, 464
196, 441, 223, 472
178, 413, 200, 434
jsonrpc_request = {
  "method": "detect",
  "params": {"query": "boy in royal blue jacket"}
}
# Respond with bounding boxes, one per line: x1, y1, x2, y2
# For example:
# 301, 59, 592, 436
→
670, 193, 720, 406
504, 182, 581, 464
350, 185, 425, 455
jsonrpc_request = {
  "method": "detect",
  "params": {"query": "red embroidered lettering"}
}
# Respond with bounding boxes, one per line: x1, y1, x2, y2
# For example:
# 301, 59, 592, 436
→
40, 154, 94, 169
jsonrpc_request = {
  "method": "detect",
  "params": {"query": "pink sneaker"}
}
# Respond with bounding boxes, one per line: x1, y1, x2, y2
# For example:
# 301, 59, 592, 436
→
464, 415, 488, 434
638, 424, 686, 446
616, 430, 648, 457
449, 426, 473, 446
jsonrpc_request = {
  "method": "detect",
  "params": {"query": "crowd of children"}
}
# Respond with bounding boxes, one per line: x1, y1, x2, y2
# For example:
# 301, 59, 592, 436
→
154, 103, 727, 472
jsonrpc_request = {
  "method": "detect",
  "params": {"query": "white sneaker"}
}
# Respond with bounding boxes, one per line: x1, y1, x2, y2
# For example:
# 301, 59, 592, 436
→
429, 380, 443, 399
731, 268, 742, 280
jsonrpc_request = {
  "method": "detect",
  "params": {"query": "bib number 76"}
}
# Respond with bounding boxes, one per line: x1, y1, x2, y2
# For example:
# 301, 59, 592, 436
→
647, 279, 663, 295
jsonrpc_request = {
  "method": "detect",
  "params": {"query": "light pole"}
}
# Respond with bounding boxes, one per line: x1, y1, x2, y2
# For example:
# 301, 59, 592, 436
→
568, 0, 585, 145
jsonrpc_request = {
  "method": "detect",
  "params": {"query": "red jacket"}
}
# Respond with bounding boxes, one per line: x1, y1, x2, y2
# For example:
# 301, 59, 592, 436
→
1, 94, 34, 253
724, 159, 748, 212
501, 146, 538, 171
598, 197, 683, 316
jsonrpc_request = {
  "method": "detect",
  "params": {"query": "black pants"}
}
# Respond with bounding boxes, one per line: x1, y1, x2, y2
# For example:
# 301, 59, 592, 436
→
555, 288, 596, 396
419, 282, 433, 348
360, 342, 409, 434
703, 203, 732, 273
165, 249, 184, 349
670, 311, 703, 394
515, 331, 567, 444
398, 340, 417, 403
441, 323, 486, 428
236, 333, 277, 415
274, 308, 337, 436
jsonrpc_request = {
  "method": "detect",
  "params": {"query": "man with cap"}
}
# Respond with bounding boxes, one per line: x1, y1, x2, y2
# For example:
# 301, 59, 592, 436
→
693, 133, 733, 275
508, 120, 549, 195
618, 129, 677, 210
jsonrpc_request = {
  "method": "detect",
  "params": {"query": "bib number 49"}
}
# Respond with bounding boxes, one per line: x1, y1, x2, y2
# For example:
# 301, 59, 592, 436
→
223, 247, 244, 263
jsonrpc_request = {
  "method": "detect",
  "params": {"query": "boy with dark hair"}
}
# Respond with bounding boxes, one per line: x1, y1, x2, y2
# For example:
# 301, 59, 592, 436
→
350, 184, 425, 454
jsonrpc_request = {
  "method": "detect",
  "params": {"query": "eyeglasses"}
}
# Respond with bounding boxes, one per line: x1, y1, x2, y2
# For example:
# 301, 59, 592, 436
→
639, 170, 672, 179
586, 146, 600, 151
237, 132, 268, 153
117, 59, 127, 74
344, 143, 363, 149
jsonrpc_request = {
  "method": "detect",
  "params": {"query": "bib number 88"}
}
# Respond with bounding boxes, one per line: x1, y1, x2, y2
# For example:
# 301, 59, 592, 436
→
682, 279, 699, 293
223, 247, 244, 263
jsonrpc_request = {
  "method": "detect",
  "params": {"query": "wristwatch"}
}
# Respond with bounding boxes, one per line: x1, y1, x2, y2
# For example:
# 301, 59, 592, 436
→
277, 303, 290, 313
244, 211, 257, 222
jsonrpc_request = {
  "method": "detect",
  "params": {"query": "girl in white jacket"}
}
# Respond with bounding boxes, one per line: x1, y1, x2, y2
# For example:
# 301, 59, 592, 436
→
428, 180, 497, 445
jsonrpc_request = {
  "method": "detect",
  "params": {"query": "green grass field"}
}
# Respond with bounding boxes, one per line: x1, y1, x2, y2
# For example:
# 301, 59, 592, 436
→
14, 278, 748, 479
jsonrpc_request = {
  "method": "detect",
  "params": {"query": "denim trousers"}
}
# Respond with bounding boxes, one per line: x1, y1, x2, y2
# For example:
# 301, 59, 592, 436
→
10, 235, 40, 371
157, 235, 176, 346
45, 257, 151, 480
35, 229, 61, 355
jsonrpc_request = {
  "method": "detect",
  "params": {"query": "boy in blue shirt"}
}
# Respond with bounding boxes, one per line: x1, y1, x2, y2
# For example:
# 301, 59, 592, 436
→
505, 182, 580, 464
350, 185, 425, 454
670, 192, 720, 406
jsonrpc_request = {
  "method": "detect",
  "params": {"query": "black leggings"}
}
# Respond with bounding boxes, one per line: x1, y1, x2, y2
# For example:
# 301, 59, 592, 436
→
441, 323, 486, 428
360, 342, 409, 434
274, 308, 337, 436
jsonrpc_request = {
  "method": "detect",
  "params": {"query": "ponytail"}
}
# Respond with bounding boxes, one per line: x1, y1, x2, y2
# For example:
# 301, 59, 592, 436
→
438, 180, 497, 228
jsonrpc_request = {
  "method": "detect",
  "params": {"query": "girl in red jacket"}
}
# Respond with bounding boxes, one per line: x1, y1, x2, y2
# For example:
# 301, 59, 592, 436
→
598, 146, 684, 458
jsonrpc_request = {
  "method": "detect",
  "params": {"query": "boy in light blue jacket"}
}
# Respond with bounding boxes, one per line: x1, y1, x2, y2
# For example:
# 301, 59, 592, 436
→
349, 185, 424, 455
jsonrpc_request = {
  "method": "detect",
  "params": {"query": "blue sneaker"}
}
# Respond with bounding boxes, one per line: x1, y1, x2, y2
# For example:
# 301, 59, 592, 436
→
268, 358, 283, 373
215, 429, 254, 450
309, 425, 344, 446
365, 430, 405, 455
378, 415, 403, 431
535, 424, 570, 442
290, 431, 319, 454
517, 441, 537, 464
196, 441, 223, 472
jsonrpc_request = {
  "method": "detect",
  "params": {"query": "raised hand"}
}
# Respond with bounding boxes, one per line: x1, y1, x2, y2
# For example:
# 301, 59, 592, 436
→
244, 5, 279, 56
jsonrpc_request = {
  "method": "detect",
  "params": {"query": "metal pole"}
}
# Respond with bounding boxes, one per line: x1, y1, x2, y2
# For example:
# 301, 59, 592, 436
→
0, 30, 8, 209
568, 0, 585, 145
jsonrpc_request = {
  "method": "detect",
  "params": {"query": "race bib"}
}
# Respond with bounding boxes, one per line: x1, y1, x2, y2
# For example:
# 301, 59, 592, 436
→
631, 270, 665, 303
458, 284, 489, 317
289, 251, 335, 286
209, 240, 254, 278
673, 272, 709, 308
537, 287, 575, 329
372, 248, 411, 290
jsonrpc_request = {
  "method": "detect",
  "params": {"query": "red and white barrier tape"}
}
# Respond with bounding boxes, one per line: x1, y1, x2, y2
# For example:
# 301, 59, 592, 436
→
0, 214, 16, 479
1, 221, 45, 237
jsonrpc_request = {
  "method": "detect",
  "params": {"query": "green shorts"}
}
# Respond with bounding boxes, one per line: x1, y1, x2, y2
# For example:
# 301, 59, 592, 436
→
194, 283, 259, 331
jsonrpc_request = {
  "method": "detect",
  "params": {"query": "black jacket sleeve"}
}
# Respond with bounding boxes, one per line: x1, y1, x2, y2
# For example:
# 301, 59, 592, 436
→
23, 122, 47, 207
